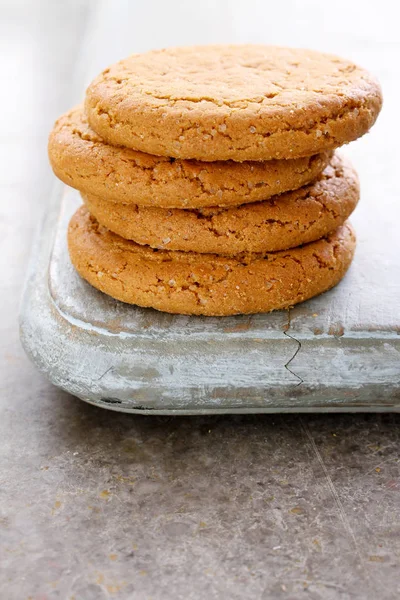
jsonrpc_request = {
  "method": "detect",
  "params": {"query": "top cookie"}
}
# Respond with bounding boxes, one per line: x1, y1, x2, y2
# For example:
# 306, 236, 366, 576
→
85, 45, 382, 162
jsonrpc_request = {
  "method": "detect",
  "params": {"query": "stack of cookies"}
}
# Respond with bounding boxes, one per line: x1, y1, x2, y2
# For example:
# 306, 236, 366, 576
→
49, 45, 382, 316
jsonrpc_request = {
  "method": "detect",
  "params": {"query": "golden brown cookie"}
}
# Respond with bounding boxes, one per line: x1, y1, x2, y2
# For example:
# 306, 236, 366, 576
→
68, 206, 356, 316
85, 45, 382, 162
82, 154, 358, 255
49, 106, 330, 208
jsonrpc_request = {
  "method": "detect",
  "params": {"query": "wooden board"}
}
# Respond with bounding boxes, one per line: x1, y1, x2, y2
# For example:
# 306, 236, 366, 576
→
20, 0, 400, 413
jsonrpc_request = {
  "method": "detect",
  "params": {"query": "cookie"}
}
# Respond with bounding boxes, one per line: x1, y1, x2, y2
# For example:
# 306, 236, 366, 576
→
85, 45, 382, 162
68, 206, 356, 316
49, 106, 330, 208
82, 154, 358, 255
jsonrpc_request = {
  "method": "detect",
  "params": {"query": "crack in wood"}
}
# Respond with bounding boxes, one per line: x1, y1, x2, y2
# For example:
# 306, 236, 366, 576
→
283, 309, 303, 386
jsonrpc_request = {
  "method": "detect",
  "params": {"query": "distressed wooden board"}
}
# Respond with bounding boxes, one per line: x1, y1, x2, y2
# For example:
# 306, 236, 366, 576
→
20, 0, 400, 413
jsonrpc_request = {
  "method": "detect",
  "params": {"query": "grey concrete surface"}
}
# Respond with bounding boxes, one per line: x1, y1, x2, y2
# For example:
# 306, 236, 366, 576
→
1, 1, 400, 599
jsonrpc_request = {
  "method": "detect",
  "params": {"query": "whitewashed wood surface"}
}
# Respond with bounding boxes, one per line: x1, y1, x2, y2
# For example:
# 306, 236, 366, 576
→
20, 0, 400, 411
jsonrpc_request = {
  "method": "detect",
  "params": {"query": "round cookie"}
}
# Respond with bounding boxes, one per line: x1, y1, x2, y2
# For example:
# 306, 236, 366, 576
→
49, 106, 330, 208
82, 154, 358, 255
68, 206, 356, 317
85, 45, 382, 162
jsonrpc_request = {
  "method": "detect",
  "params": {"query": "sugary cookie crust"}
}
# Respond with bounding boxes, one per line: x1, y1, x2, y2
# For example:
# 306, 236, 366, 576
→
82, 154, 359, 255
68, 206, 356, 316
85, 45, 382, 161
49, 106, 330, 208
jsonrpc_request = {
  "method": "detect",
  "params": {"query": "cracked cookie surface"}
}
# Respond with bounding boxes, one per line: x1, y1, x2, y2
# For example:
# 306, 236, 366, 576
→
82, 154, 358, 255
68, 206, 356, 316
85, 45, 382, 161
49, 106, 330, 208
